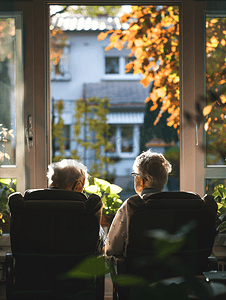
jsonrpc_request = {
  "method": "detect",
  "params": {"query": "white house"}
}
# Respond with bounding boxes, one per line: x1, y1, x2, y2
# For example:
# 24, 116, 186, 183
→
50, 13, 173, 197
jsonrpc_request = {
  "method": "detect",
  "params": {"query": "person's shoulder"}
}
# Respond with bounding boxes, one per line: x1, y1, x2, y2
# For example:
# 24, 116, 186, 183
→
86, 193, 103, 211
127, 194, 144, 210
202, 194, 218, 214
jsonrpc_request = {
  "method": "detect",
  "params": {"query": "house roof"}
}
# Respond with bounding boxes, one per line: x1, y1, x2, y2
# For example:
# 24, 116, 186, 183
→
84, 82, 149, 107
51, 13, 130, 32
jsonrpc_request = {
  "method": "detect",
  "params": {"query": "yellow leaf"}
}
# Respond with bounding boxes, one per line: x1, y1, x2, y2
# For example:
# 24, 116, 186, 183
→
210, 19, 218, 24
210, 36, 219, 47
221, 39, 226, 46
97, 32, 109, 41
130, 24, 140, 31
156, 87, 166, 98
204, 122, 209, 131
203, 105, 213, 116
220, 94, 226, 104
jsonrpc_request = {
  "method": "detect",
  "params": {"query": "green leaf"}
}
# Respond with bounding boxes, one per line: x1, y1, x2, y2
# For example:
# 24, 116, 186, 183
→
110, 184, 122, 194
84, 185, 98, 194
95, 178, 110, 190
105, 185, 111, 194
0, 179, 11, 185
59, 256, 109, 279
219, 221, 226, 234
113, 274, 149, 287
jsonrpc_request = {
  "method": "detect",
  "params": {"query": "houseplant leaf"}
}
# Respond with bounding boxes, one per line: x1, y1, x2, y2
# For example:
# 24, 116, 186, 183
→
110, 184, 122, 194
94, 178, 110, 191
84, 185, 98, 193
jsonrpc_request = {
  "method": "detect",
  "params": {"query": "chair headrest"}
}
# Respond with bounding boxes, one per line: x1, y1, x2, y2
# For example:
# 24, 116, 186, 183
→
24, 189, 87, 202
24, 200, 86, 212
143, 191, 204, 209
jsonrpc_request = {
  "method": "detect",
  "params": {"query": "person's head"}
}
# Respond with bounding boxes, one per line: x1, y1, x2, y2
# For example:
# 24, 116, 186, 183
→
132, 150, 172, 195
47, 159, 88, 192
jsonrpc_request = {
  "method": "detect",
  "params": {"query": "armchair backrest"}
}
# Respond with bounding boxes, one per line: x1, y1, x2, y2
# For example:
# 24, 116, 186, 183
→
126, 191, 216, 280
8, 189, 101, 298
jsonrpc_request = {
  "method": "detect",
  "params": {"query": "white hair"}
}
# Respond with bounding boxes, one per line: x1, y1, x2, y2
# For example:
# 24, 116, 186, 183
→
47, 159, 88, 189
133, 150, 172, 191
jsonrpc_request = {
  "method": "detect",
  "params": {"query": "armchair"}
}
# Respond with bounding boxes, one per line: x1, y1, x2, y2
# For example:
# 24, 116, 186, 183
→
6, 189, 105, 300
110, 191, 218, 300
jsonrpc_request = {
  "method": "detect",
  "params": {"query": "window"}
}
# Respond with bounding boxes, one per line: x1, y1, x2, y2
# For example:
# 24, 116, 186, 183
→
204, 12, 226, 192
51, 42, 71, 81
105, 57, 119, 74
107, 125, 137, 157
105, 56, 135, 75
121, 126, 133, 152
0, 13, 25, 192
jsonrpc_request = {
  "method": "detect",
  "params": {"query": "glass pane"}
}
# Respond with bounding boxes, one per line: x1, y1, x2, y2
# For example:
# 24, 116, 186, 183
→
105, 57, 119, 74
206, 178, 226, 195
50, 5, 180, 196
206, 16, 226, 166
0, 18, 16, 166
121, 126, 133, 153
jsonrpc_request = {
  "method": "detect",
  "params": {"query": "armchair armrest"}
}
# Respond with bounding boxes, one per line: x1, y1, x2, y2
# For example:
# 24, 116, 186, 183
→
208, 256, 218, 271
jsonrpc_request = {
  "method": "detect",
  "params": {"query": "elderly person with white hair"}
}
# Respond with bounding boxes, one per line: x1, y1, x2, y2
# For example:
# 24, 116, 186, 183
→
105, 150, 172, 257
47, 159, 106, 253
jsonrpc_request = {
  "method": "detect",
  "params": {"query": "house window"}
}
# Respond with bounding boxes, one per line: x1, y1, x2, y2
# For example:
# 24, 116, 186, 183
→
107, 124, 138, 157
105, 57, 119, 74
107, 125, 117, 153
51, 44, 71, 81
105, 56, 135, 75
121, 126, 133, 152
54, 124, 70, 151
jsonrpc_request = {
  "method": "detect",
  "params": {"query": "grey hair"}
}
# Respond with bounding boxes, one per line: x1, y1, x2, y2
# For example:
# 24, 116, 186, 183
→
132, 150, 172, 191
47, 159, 88, 189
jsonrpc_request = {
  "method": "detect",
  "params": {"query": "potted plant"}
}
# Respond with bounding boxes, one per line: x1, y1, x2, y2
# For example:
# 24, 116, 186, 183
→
211, 184, 226, 267
0, 179, 15, 235
213, 184, 226, 234
84, 177, 123, 227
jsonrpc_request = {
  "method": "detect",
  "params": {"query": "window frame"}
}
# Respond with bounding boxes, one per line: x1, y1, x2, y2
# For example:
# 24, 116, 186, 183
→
28, 0, 225, 195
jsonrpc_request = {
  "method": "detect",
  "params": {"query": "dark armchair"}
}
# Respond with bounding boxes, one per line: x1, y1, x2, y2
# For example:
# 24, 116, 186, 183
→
6, 189, 105, 300
110, 191, 218, 300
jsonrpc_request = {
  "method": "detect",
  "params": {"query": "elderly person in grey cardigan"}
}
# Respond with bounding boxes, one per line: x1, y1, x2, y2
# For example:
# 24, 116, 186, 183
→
105, 150, 172, 257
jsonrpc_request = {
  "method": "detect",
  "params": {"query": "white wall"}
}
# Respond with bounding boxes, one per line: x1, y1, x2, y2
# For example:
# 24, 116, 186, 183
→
51, 31, 108, 100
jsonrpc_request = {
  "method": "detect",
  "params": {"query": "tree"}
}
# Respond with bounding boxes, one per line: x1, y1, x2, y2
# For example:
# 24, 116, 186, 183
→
98, 6, 226, 131
98, 6, 180, 130
71, 97, 113, 179
52, 100, 66, 162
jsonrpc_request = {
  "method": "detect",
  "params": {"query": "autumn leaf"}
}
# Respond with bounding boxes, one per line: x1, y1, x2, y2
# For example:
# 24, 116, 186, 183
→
97, 32, 109, 41
150, 103, 158, 111
203, 104, 213, 116
220, 94, 226, 104
141, 77, 151, 87
105, 44, 113, 51
156, 87, 167, 98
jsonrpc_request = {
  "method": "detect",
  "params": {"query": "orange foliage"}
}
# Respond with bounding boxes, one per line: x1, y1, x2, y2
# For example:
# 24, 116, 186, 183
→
98, 6, 180, 128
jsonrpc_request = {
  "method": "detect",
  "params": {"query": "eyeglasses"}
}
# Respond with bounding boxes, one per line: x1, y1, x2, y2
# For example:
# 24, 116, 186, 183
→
131, 172, 147, 180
